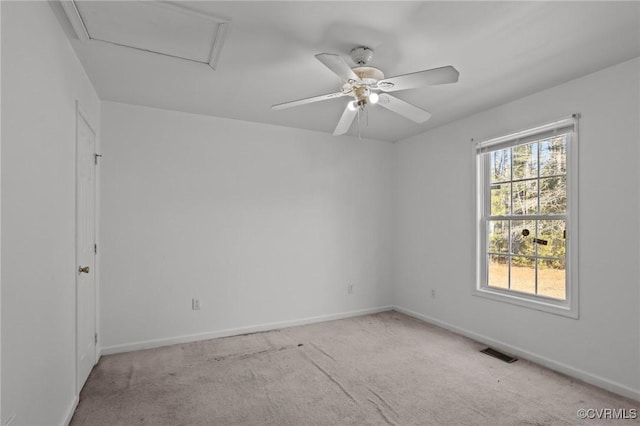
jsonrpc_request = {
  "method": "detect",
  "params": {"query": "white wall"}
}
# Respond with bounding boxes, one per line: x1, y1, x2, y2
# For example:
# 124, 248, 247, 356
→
100, 102, 392, 351
1, 2, 101, 425
393, 58, 640, 398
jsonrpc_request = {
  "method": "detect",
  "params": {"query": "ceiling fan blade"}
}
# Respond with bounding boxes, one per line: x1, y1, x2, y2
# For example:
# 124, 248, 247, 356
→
272, 91, 347, 110
378, 65, 459, 92
315, 53, 361, 83
333, 103, 358, 136
378, 94, 432, 123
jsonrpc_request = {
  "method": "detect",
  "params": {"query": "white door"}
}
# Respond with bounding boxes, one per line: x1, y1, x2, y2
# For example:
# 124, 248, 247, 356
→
76, 110, 97, 392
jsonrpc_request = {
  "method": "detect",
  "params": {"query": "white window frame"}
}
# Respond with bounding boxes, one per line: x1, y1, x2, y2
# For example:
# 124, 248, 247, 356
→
474, 115, 579, 319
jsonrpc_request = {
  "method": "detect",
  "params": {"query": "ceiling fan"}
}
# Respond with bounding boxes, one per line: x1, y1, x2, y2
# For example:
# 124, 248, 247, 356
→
272, 46, 459, 136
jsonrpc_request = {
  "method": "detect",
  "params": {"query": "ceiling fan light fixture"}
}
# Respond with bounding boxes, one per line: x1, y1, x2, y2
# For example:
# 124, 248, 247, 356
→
272, 47, 459, 136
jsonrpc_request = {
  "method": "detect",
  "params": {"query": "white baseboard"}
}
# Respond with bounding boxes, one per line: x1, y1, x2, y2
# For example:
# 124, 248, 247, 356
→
393, 305, 640, 402
61, 395, 79, 426
100, 306, 393, 356
99, 304, 639, 401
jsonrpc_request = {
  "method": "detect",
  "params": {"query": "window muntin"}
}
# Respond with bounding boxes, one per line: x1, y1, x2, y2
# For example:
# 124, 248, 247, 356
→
475, 117, 577, 317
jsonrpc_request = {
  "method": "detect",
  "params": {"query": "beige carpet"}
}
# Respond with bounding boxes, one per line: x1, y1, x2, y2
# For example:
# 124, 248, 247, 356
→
71, 311, 639, 425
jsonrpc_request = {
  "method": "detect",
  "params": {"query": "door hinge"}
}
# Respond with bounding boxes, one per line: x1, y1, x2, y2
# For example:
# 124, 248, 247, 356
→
94, 153, 102, 165
95, 333, 98, 344
94, 243, 98, 254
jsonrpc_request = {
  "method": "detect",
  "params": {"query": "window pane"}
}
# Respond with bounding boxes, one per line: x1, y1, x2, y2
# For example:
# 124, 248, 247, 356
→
511, 220, 535, 256
512, 179, 538, 215
540, 176, 566, 214
512, 142, 538, 180
537, 259, 566, 300
488, 220, 509, 254
490, 149, 511, 183
488, 255, 509, 289
490, 183, 511, 215
510, 256, 535, 295
539, 136, 566, 177
536, 220, 565, 259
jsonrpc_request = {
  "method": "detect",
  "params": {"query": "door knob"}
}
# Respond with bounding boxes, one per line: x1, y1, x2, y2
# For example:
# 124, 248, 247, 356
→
79, 266, 90, 274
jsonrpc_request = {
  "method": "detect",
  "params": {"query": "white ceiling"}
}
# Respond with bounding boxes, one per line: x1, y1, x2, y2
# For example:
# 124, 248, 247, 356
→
59, 1, 640, 142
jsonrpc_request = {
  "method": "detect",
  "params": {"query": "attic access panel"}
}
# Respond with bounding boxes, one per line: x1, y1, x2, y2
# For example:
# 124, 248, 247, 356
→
61, 1, 229, 70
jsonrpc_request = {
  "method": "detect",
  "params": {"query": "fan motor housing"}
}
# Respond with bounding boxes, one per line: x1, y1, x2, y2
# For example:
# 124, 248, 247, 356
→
352, 66, 385, 84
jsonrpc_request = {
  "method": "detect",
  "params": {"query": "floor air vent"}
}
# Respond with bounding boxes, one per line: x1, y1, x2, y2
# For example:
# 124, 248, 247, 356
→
480, 347, 518, 363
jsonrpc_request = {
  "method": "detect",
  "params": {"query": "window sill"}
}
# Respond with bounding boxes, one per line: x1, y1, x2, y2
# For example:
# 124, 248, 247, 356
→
473, 286, 578, 319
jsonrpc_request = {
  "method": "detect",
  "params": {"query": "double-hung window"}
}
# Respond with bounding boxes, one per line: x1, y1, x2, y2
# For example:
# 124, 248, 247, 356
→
475, 116, 578, 318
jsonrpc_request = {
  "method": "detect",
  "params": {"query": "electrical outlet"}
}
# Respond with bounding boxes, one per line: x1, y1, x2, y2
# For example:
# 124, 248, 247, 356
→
192, 298, 200, 310
431, 289, 436, 299
348, 284, 354, 294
